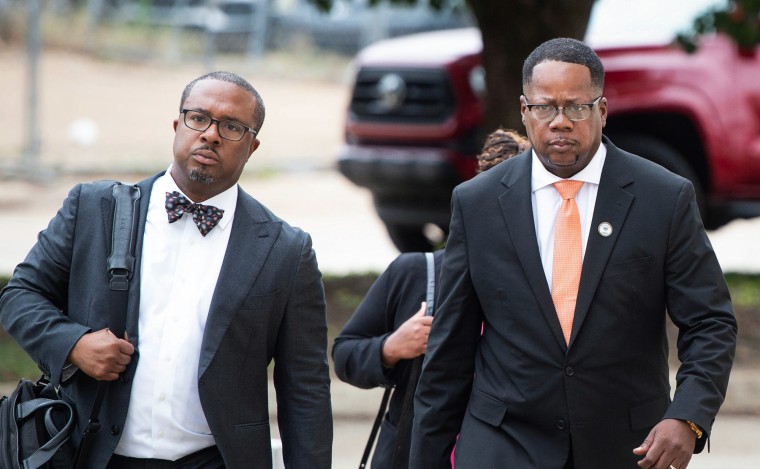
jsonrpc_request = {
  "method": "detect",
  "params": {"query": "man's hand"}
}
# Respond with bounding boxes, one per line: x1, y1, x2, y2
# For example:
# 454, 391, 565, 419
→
633, 419, 697, 469
67, 328, 134, 381
381, 302, 433, 367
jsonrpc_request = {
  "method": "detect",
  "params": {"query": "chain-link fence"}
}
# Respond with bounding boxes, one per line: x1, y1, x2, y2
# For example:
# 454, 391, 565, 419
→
0, 0, 472, 60
0, 0, 472, 177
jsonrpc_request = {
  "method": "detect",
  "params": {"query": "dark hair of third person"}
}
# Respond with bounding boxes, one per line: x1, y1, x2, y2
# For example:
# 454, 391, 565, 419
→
477, 128, 531, 173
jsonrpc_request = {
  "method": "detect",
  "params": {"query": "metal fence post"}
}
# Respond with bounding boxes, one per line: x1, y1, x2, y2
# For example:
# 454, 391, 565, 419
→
86, 0, 104, 43
246, 0, 271, 58
23, 0, 41, 175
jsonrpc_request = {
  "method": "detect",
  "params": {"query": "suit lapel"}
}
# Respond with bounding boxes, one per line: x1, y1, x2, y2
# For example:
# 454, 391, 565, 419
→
127, 175, 158, 339
569, 141, 634, 347
498, 154, 567, 351
198, 189, 281, 378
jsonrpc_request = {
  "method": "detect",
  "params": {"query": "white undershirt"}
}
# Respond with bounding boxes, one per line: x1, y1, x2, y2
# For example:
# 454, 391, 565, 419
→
531, 144, 606, 290
115, 167, 237, 460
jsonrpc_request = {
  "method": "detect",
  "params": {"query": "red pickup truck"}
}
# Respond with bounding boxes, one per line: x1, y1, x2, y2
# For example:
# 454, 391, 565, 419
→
338, 1, 760, 251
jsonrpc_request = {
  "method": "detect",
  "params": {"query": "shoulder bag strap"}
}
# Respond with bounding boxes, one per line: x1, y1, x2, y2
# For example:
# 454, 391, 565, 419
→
389, 252, 435, 469
73, 183, 140, 469
359, 386, 392, 469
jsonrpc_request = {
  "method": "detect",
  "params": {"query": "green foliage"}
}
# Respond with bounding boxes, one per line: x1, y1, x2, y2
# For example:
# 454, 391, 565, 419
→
1, 272, 759, 381
0, 332, 38, 381
0, 275, 38, 380
725, 273, 760, 308
678, 0, 760, 53
323, 271, 379, 328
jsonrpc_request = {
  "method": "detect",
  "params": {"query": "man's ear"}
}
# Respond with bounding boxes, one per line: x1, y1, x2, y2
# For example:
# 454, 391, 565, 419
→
247, 138, 261, 160
173, 119, 179, 132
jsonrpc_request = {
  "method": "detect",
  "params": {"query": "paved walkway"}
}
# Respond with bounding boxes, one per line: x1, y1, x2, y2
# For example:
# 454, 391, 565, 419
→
322, 374, 760, 469
1, 374, 758, 468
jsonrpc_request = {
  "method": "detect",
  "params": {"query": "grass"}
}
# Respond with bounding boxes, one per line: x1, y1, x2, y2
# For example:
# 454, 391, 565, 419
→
0, 334, 38, 381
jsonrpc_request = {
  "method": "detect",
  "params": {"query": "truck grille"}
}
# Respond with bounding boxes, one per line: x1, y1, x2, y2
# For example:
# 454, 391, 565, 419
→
350, 68, 455, 123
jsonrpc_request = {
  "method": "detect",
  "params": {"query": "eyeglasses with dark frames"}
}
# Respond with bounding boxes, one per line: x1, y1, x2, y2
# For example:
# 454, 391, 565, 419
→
181, 109, 257, 141
523, 96, 603, 122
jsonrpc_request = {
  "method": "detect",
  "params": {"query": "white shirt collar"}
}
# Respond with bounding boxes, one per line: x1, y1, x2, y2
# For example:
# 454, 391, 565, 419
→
531, 141, 607, 192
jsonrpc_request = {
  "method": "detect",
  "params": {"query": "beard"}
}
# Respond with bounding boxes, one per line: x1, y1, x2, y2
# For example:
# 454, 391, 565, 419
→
190, 168, 214, 185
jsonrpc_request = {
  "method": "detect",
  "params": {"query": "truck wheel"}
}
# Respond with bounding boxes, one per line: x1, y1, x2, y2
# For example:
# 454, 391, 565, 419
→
606, 132, 709, 226
386, 223, 437, 253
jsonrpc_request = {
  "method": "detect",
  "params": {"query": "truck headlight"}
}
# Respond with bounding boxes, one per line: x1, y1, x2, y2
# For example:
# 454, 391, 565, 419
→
469, 65, 486, 99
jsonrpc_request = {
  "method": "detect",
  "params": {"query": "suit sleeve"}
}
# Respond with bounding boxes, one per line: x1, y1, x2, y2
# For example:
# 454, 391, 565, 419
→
410, 189, 483, 468
661, 180, 737, 452
332, 253, 423, 389
0, 184, 91, 384
273, 232, 333, 468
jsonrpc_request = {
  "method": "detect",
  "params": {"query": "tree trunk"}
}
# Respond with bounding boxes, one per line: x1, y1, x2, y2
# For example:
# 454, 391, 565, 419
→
466, 0, 596, 133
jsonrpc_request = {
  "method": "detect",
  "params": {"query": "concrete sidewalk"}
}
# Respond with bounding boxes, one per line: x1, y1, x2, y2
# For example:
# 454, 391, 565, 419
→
2, 373, 759, 468
309, 372, 760, 468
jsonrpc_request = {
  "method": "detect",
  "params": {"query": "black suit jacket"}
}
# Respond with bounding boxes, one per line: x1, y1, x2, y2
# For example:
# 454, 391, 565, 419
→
0, 173, 333, 469
333, 250, 443, 469
410, 137, 737, 468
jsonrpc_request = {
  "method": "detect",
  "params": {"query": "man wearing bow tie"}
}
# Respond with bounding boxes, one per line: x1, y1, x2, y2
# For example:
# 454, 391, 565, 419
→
0, 71, 332, 469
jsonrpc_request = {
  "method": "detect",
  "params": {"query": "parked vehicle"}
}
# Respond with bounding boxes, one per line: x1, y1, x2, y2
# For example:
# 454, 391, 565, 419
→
278, 0, 474, 55
111, 0, 472, 55
338, 0, 760, 252
112, 0, 265, 52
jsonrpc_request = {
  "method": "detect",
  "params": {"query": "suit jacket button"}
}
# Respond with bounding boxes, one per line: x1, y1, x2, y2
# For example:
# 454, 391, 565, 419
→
110, 426, 120, 435
557, 420, 567, 430
565, 366, 575, 376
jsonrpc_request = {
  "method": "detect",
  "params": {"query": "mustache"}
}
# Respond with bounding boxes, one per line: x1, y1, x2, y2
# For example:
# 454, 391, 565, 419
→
193, 145, 218, 155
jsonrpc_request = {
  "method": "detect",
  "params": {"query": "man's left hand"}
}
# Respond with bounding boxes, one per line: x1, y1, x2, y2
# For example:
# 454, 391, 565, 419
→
633, 419, 696, 469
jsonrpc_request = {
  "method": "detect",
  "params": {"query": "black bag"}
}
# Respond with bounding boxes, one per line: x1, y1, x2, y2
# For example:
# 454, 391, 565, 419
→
1, 182, 141, 469
0, 377, 76, 469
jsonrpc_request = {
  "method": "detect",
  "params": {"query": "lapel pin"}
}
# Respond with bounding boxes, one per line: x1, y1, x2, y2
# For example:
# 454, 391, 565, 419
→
598, 222, 613, 237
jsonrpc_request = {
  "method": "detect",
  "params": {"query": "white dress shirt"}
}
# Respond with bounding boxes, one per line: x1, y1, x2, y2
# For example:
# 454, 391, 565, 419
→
531, 144, 607, 290
115, 167, 237, 460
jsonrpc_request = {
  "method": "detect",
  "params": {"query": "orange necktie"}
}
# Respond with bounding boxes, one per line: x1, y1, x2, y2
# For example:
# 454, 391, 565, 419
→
552, 180, 584, 345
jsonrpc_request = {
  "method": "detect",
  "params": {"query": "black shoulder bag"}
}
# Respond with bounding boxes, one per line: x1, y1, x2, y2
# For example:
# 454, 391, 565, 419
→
359, 252, 435, 469
0, 183, 140, 469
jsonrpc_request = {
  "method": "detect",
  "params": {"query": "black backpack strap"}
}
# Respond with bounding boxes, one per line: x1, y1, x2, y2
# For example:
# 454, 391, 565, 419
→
106, 183, 140, 338
389, 252, 435, 468
73, 182, 140, 469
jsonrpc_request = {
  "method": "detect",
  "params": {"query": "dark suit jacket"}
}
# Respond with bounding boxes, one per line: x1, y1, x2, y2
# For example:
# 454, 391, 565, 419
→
0, 173, 332, 469
333, 250, 443, 469
410, 137, 737, 468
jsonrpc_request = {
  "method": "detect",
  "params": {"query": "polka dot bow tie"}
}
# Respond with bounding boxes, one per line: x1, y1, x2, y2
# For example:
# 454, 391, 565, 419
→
165, 191, 224, 237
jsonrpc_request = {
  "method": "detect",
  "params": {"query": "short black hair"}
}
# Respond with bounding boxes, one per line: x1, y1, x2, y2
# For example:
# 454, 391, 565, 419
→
179, 71, 266, 133
522, 38, 604, 93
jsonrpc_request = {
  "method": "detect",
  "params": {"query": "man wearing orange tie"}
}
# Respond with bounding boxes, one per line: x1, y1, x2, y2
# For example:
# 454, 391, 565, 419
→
409, 38, 737, 469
